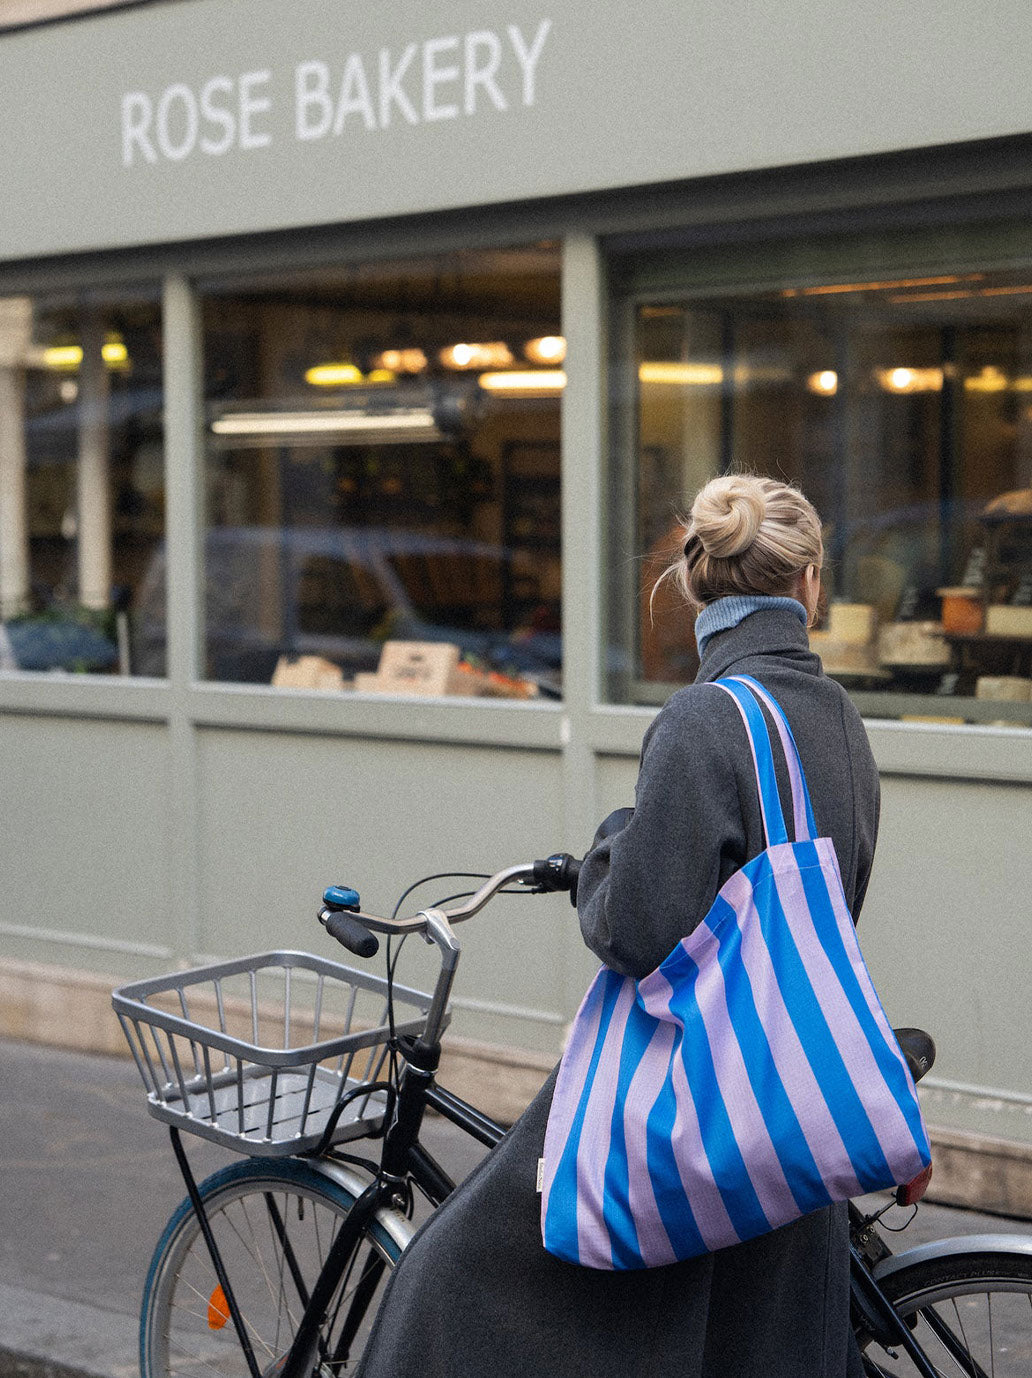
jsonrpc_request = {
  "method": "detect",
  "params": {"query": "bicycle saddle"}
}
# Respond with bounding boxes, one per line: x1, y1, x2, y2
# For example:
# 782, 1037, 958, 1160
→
893, 1027, 936, 1084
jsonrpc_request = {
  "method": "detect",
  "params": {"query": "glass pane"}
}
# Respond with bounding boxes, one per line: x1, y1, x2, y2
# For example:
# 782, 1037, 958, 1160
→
0, 289, 164, 675
609, 258, 1032, 725
198, 246, 562, 699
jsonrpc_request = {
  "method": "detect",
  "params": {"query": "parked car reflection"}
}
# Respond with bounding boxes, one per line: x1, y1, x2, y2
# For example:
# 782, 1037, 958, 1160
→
133, 526, 562, 695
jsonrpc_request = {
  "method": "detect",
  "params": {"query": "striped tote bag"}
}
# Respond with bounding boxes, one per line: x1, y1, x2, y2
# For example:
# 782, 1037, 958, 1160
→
540, 674, 931, 1270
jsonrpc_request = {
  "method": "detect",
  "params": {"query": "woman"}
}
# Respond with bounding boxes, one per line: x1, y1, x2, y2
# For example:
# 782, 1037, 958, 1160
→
356, 473, 879, 1377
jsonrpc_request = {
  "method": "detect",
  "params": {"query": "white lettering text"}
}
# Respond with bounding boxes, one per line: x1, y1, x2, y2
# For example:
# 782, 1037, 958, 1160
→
120, 19, 555, 170
156, 83, 199, 161
121, 91, 157, 166
238, 70, 272, 149
378, 44, 419, 127
199, 75, 235, 156
295, 60, 332, 140
333, 52, 376, 134
508, 19, 552, 105
464, 31, 507, 115
423, 35, 460, 122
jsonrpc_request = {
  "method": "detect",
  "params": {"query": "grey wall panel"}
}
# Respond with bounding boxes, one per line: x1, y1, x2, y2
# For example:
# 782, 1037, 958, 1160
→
594, 753, 639, 818
0, 716, 173, 968
195, 727, 568, 1053
860, 774, 1032, 1106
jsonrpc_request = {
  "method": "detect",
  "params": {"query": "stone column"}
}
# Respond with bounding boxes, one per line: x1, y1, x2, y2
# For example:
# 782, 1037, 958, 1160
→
0, 297, 32, 620
76, 311, 112, 610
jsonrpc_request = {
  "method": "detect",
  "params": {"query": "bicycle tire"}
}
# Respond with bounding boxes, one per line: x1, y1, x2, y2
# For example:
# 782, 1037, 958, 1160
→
140, 1157, 403, 1378
862, 1249, 1032, 1376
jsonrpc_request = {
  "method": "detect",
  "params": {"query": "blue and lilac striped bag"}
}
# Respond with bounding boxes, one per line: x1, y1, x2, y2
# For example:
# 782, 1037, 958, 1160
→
541, 674, 931, 1270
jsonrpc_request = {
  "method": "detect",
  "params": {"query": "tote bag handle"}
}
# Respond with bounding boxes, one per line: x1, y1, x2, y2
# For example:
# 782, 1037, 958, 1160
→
714, 675, 819, 846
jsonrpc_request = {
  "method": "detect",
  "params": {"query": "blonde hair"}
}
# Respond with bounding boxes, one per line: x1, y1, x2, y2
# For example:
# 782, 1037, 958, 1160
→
655, 473, 823, 612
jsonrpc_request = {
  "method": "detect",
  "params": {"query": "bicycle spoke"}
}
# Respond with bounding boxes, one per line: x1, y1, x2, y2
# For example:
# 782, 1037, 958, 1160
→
917, 1301, 989, 1378
950, 1295, 973, 1364
241, 1192, 295, 1322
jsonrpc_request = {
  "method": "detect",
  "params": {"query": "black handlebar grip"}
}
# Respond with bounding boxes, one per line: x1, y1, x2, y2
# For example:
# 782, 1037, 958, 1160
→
325, 911, 380, 958
532, 853, 582, 903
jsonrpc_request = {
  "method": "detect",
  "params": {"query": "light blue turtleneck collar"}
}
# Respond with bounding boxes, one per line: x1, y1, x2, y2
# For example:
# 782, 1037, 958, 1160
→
694, 594, 807, 660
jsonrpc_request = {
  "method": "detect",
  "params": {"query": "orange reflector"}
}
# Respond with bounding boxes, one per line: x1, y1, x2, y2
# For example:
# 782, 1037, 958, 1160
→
208, 1285, 230, 1330
896, 1163, 933, 1207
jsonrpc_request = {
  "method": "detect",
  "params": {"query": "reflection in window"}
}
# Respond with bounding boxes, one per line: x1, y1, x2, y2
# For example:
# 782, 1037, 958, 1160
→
185, 247, 562, 698
611, 259, 1032, 725
0, 291, 164, 674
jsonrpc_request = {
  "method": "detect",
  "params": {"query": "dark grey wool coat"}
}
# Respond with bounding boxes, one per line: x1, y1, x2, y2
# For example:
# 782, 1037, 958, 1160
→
355, 608, 880, 1378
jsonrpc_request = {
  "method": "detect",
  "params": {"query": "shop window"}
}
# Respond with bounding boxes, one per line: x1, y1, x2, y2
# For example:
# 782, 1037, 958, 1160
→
188, 247, 562, 699
0, 290, 164, 675
607, 234, 1032, 726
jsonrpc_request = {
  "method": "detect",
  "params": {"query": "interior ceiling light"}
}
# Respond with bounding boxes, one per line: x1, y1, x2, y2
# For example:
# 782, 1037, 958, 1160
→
782, 275, 983, 298
102, 337, 128, 365
42, 345, 84, 369
41, 338, 129, 370
875, 367, 944, 394
211, 409, 441, 440
638, 362, 724, 386
965, 366, 1009, 393
524, 335, 566, 365
477, 369, 566, 396
374, 347, 427, 374
305, 363, 364, 387
439, 341, 514, 370
807, 370, 839, 395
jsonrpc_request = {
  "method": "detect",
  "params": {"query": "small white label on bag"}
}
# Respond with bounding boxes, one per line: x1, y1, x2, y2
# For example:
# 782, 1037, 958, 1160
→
536, 1157, 545, 1193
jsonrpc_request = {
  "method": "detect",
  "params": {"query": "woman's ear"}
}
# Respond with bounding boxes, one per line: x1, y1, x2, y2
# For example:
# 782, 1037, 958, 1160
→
802, 564, 821, 627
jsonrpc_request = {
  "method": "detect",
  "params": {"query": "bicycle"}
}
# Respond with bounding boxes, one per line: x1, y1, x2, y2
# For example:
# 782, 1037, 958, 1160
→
113, 856, 1032, 1378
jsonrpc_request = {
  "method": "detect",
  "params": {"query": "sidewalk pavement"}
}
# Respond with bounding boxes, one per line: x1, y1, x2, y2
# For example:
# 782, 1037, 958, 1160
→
2, 1035, 1031, 1378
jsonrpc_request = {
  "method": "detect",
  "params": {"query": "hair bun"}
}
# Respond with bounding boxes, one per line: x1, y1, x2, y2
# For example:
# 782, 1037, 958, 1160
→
690, 475, 766, 558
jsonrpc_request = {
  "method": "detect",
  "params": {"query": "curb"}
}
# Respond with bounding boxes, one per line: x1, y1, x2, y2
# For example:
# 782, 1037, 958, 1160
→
0, 1285, 137, 1378
0, 1350, 106, 1378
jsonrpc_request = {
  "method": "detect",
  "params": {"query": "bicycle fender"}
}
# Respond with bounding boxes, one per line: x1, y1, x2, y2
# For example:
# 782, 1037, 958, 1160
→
306, 1157, 417, 1257
874, 1232, 1032, 1285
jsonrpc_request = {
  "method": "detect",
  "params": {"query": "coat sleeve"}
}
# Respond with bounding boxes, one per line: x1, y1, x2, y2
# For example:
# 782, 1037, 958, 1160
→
575, 692, 745, 980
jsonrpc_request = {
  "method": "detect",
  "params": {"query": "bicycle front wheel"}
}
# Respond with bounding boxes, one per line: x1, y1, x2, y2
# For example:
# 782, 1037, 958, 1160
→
141, 1158, 405, 1378
863, 1248, 1032, 1376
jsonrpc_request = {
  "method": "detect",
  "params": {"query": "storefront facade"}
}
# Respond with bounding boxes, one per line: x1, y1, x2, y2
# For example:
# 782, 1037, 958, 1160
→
3, 0, 1032, 1200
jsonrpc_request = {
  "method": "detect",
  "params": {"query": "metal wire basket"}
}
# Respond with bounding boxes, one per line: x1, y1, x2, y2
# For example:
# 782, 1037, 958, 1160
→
112, 950, 436, 1156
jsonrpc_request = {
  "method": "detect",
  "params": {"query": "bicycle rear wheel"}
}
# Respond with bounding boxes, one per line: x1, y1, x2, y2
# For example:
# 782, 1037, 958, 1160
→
141, 1158, 404, 1378
862, 1250, 1032, 1376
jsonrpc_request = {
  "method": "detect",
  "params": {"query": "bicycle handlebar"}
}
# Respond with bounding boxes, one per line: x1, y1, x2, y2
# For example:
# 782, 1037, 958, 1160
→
318, 855, 581, 959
